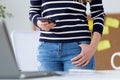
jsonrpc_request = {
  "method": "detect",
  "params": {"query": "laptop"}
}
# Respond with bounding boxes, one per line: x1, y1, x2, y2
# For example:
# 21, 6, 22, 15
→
0, 20, 61, 79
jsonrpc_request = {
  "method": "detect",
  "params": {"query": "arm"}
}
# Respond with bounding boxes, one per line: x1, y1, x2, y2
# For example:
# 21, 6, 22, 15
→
71, 32, 101, 67
29, 0, 56, 31
71, 0, 105, 67
90, 0, 105, 35
89, 0, 105, 53
29, 0, 42, 27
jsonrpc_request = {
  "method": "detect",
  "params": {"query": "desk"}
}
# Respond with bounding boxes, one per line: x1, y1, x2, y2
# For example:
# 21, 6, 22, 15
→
31, 70, 120, 80
0, 70, 120, 80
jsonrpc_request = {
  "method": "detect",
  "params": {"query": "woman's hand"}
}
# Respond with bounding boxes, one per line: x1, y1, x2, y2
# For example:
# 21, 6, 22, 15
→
71, 44, 96, 67
37, 20, 56, 31
71, 32, 101, 67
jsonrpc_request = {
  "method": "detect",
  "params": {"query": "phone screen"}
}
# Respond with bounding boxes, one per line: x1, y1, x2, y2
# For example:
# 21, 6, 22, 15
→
39, 18, 56, 23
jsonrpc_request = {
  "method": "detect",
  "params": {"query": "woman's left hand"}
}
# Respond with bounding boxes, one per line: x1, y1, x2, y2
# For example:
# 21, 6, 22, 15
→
71, 44, 96, 67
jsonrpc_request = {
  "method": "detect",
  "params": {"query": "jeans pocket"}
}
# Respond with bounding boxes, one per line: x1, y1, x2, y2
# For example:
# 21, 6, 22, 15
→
76, 41, 90, 45
38, 41, 46, 49
75, 41, 90, 48
74, 41, 90, 54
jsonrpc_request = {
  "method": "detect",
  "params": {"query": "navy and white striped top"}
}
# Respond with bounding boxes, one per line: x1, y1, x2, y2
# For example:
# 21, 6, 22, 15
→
29, 0, 105, 42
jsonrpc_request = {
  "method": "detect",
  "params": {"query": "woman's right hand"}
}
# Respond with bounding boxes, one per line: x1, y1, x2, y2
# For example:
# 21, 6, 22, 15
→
37, 20, 56, 31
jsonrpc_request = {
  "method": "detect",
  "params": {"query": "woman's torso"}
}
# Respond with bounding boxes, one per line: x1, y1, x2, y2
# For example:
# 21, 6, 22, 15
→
39, 0, 91, 42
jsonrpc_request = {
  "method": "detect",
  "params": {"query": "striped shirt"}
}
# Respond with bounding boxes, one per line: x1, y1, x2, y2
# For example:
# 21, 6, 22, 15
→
29, 0, 105, 42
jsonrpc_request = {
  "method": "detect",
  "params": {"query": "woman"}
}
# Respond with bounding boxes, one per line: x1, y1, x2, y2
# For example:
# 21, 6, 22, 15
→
29, 0, 105, 71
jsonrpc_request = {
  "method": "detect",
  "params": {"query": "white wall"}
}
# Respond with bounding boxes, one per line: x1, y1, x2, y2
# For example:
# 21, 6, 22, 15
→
103, 0, 120, 13
2, 0, 32, 34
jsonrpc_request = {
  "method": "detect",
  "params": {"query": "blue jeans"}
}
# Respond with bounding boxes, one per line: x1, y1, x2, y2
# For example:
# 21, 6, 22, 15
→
37, 41, 95, 71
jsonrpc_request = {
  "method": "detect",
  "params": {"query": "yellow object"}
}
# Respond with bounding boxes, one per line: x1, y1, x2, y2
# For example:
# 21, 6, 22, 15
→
88, 20, 93, 31
97, 40, 111, 51
105, 17, 119, 28
103, 26, 109, 35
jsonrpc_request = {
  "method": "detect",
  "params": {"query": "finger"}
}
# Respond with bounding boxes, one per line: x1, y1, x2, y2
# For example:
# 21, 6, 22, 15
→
76, 54, 87, 63
82, 60, 89, 67
43, 26, 50, 31
41, 22, 49, 26
40, 22, 55, 31
73, 57, 87, 66
72, 56, 86, 64
49, 23, 56, 28
43, 24, 54, 31
76, 59, 87, 66
40, 22, 50, 30
71, 53, 84, 61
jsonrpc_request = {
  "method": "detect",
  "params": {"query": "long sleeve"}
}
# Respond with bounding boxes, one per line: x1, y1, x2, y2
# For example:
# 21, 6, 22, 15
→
28, 0, 104, 42
29, 0, 42, 27
90, 0, 105, 35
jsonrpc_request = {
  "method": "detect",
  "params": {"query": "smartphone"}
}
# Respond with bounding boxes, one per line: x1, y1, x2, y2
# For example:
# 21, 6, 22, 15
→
38, 18, 56, 23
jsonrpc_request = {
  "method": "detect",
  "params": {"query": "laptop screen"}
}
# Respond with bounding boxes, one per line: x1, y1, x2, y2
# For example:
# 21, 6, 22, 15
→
0, 20, 20, 78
